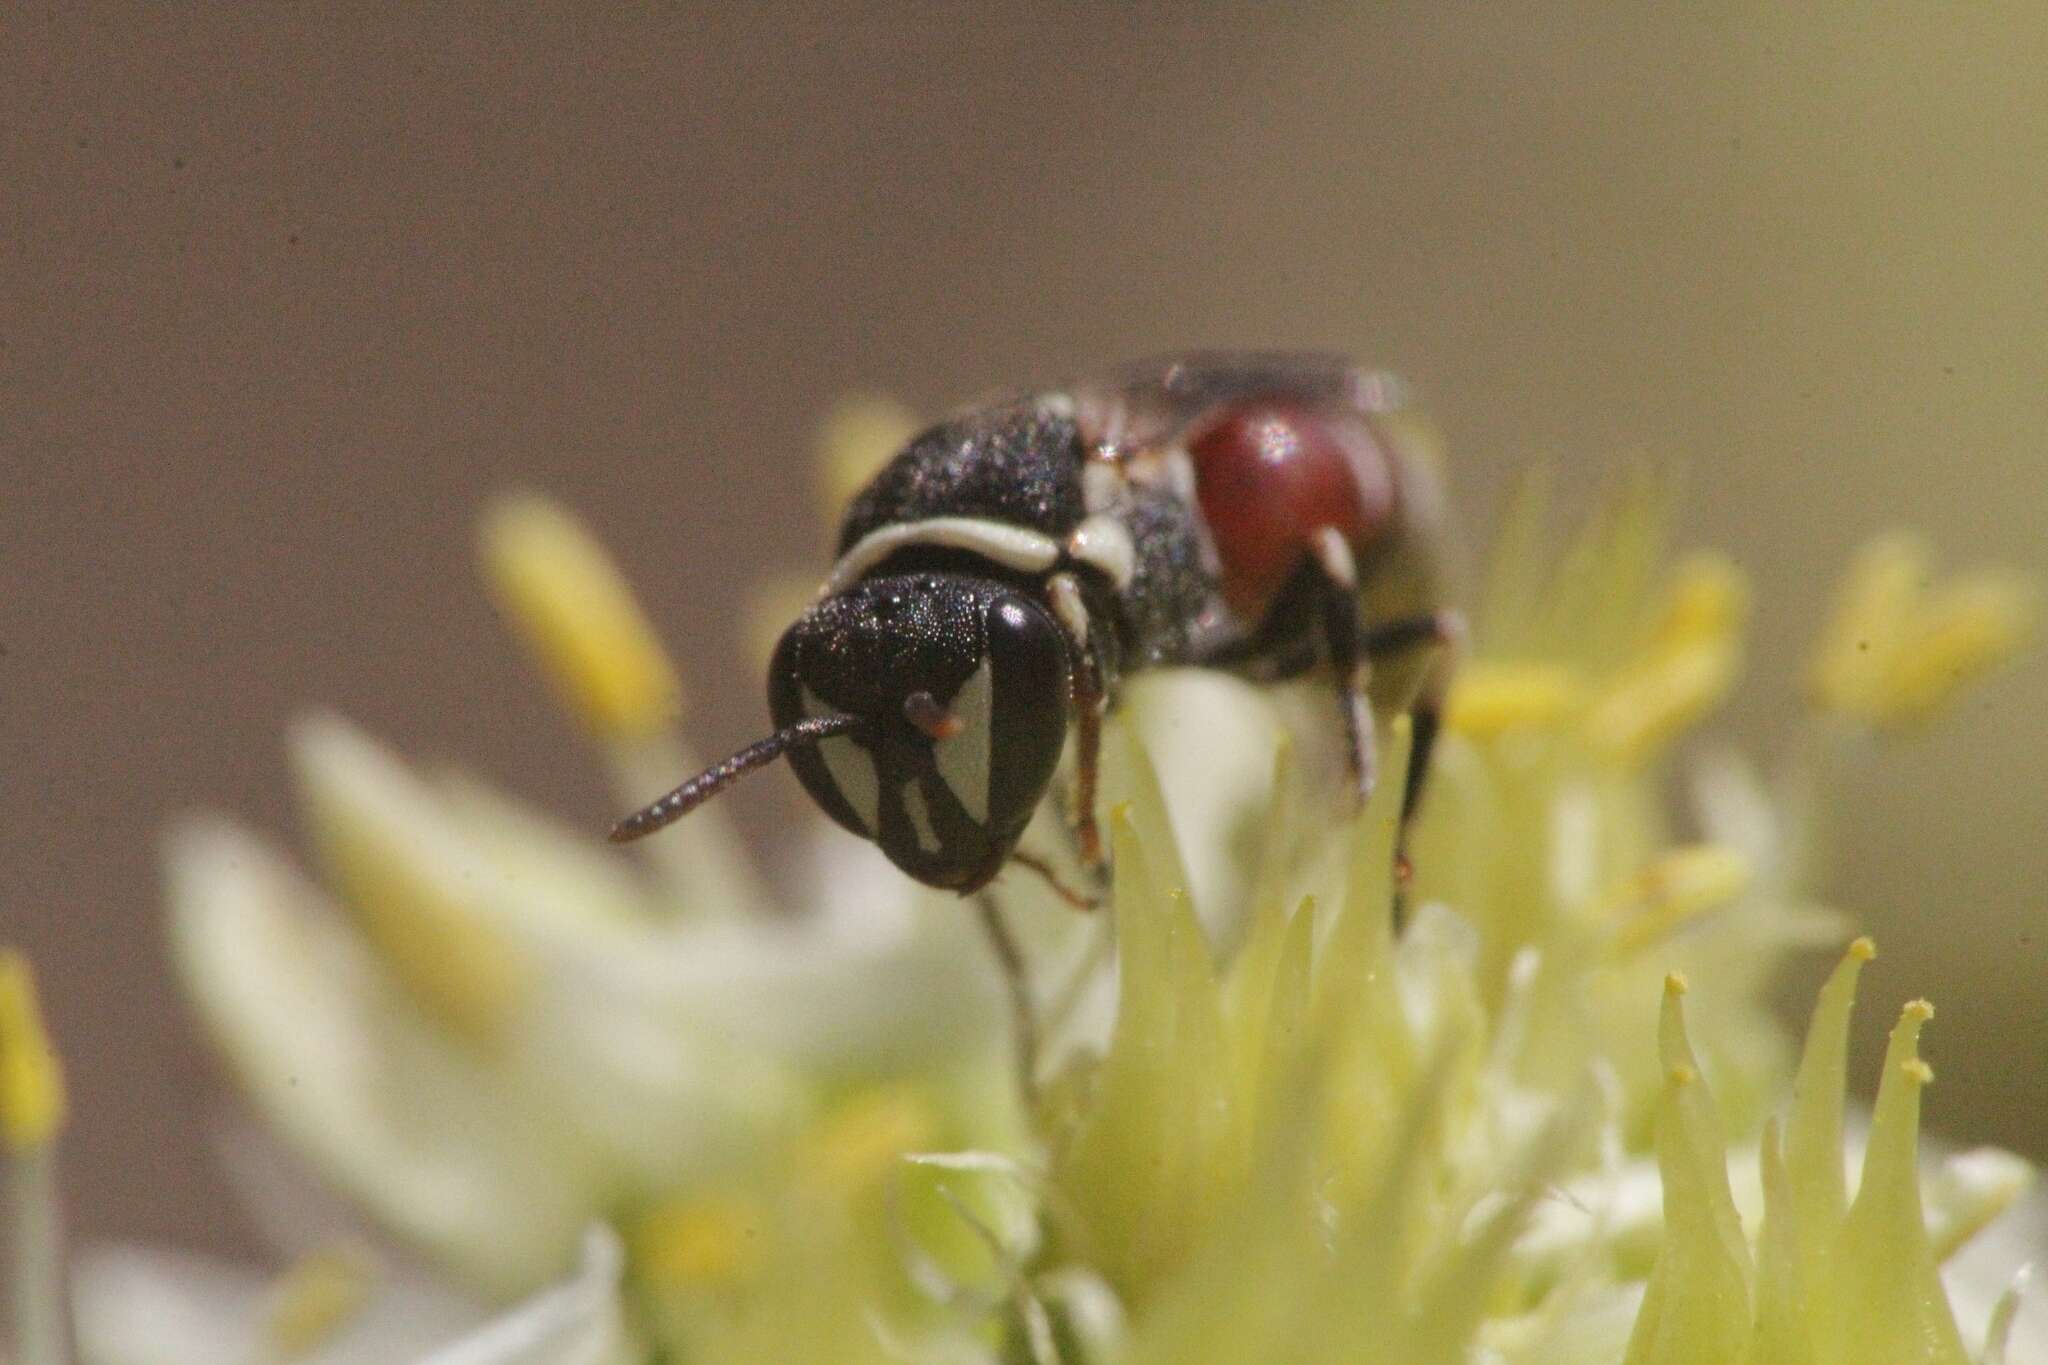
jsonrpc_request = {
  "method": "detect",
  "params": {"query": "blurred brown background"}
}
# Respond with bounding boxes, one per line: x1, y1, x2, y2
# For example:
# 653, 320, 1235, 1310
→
4, 6, 2044, 1261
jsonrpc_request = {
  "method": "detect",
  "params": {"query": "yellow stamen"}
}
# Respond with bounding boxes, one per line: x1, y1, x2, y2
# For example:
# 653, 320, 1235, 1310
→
1609, 845, 1752, 956
264, 1245, 375, 1357
633, 1196, 764, 1291
1808, 533, 1929, 719
1587, 555, 1748, 763
1808, 534, 2034, 728
1827, 993, 1968, 1361
796, 1084, 938, 1200
479, 492, 684, 741
1867, 576, 2034, 727
0, 951, 65, 1152
1648, 553, 1750, 655
1630, 972, 1754, 1364
1444, 660, 1584, 738
816, 394, 919, 524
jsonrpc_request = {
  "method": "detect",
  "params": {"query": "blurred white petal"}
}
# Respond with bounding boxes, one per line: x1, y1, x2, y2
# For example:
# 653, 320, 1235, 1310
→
422, 1227, 629, 1365
1947, 1187, 2048, 1359
72, 1244, 476, 1365
163, 817, 602, 1296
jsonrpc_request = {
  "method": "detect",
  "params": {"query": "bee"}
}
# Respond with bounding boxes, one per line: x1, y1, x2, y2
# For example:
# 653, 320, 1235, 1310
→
611, 353, 1459, 900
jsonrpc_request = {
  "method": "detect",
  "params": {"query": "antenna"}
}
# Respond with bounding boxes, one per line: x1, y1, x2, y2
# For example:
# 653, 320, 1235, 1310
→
608, 713, 868, 843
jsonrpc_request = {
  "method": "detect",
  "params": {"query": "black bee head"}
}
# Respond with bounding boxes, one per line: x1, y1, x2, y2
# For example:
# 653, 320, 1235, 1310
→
761, 573, 1071, 892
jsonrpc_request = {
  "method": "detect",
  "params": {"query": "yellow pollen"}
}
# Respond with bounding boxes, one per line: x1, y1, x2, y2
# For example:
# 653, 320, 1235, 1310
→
264, 1246, 374, 1357
0, 950, 66, 1152
1903, 1059, 1935, 1085
633, 1196, 763, 1291
1849, 935, 1878, 961
479, 492, 684, 741
796, 1084, 939, 1199
1664, 971, 1690, 997
1443, 661, 1584, 738
816, 394, 920, 523
1903, 999, 1935, 1023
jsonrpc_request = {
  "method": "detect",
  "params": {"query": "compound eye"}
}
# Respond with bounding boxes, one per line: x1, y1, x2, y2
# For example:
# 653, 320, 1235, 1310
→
962, 594, 1069, 839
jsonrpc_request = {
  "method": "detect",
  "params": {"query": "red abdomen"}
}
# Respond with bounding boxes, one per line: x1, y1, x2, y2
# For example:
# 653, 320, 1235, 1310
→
1187, 399, 1396, 620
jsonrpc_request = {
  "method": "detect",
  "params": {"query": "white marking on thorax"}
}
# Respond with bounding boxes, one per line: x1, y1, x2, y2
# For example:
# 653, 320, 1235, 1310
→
821, 517, 1062, 597
802, 684, 880, 834
1046, 571, 1091, 648
1080, 459, 1126, 514
902, 782, 943, 854
1348, 368, 1410, 414
933, 655, 993, 824
1065, 514, 1137, 590
1160, 447, 1199, 504
1309, 526, 1359, 591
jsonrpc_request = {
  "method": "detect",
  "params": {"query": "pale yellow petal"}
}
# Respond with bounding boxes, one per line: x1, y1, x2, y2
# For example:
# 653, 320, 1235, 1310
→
1826, 1000, 1970, 1364
293, 713, 534, 1050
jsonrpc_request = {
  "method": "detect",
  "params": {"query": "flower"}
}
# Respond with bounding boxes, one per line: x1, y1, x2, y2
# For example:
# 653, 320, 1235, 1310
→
9, 419, 2041, 1363
128, 495, 1049, 1354
984, 479, 2042, 1364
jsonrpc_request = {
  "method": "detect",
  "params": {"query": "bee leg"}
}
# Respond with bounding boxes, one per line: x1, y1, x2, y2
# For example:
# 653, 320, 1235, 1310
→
1357, 608, 1465, 817
1046, 572, 1108, 872
1358, 608, 1464, 925
1006, 848, 1103, 912
1308, 529, 1377, 805
975, 892, 1040, 1113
